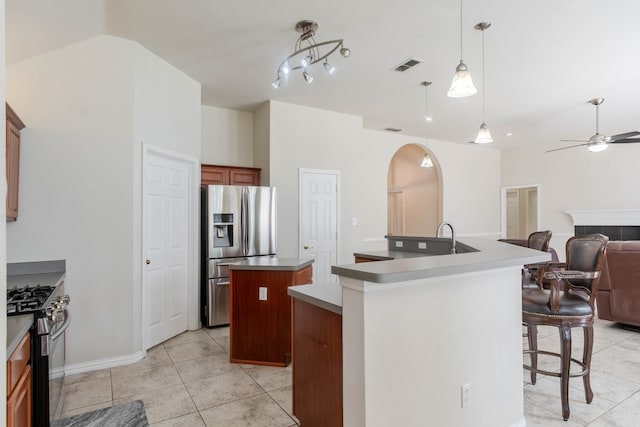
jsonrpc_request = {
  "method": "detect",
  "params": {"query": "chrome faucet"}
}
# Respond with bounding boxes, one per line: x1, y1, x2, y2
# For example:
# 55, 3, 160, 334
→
436, 221, 457, 254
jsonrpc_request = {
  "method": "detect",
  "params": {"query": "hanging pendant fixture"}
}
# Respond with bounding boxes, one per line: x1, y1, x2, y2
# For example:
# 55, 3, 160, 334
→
474, 22, 493, 144
420, 81, 433, 122
447, 0, 477, 98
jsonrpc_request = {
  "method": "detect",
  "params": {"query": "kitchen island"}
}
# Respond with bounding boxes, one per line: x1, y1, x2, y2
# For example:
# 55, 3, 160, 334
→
229, 258, 313, 366
331, 237, 548, 427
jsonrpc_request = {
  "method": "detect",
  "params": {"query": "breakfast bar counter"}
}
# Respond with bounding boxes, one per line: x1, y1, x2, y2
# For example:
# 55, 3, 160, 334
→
332, 237, 549, 427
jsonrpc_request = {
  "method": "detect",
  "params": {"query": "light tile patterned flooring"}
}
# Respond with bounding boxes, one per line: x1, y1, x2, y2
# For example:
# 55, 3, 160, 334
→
61, 318, 640, 426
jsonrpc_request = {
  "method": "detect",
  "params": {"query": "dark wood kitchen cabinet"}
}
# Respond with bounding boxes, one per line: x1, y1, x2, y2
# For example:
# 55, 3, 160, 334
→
6, 332, 32, 427
201, 164, 261, 186
6, 104, 25, 222
292, 297, 343, 427
229, 262, 312, 366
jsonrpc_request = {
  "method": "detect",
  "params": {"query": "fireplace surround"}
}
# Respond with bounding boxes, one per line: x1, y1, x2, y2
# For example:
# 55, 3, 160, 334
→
567, 209, 640, 241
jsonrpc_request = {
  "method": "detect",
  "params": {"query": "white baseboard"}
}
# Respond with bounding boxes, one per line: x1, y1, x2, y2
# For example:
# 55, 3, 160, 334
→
64, 350, 145, 376
509, 417, 527, 427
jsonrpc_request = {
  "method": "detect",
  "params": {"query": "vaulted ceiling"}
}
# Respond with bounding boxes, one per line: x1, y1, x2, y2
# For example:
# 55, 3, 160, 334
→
6, 0, 640, 151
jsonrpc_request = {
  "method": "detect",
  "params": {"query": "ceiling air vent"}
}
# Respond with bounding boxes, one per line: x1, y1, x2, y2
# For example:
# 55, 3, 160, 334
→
392, 57, 424, 72
384, 127, 403, 132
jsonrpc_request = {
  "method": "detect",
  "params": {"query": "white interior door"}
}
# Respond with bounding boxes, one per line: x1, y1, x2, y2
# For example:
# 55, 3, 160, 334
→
506, 190, 519, 239
143, 149, 191, 349
299, 169, 339, 284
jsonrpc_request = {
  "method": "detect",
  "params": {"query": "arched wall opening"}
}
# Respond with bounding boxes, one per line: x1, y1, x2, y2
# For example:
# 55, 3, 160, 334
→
387, 144, 442, 236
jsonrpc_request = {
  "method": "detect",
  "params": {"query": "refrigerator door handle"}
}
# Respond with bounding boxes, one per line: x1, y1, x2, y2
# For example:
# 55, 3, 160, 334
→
241, 187, 248, 256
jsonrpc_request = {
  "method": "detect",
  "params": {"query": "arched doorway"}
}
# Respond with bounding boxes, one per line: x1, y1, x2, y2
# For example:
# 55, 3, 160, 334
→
387, 144, 441, 236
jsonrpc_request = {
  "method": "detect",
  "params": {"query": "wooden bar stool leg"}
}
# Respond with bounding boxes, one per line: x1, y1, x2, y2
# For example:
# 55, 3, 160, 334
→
583, 325, 594, 403
527, 323, 538, 384
560, 324, 572, 421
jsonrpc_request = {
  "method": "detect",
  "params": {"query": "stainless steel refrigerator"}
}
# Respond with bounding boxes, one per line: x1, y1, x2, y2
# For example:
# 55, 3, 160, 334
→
201, 185, 277, 327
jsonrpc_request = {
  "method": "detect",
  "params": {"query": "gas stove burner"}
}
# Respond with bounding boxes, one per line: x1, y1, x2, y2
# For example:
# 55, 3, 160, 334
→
7, 284, 57, 315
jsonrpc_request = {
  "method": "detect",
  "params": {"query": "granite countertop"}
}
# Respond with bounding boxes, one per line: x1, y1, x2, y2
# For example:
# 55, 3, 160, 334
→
7, 315, 33, 358
6, 259, 67, 357
229, 257, 314, 271
334, 237, 550, 284
288, 283, 342, 315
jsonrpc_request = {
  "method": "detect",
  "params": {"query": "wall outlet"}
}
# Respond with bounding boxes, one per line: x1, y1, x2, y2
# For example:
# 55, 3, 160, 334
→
395, 241, 403, 248
418, 242, 427, 249
259, 287, 267, 301
461, 383, 472, 408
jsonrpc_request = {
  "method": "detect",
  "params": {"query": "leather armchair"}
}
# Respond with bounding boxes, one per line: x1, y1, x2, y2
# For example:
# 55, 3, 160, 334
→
596, 241, 640, 328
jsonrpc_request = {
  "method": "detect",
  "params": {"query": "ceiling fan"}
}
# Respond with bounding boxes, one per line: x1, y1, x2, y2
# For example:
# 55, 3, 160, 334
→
547, 98, 640, 153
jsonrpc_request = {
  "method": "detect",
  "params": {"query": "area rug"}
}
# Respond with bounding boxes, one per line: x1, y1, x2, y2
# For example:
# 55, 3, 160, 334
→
52, 400, 148, 427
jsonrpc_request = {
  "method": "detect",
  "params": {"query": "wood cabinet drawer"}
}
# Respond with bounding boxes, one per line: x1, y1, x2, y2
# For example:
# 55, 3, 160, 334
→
7, 333, 30, 395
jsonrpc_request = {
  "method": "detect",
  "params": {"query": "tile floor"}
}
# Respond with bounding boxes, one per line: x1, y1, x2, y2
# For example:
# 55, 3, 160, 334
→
60, 318, 640, 426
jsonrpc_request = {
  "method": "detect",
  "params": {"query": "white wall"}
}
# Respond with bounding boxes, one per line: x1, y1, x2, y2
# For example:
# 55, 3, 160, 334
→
268, 101, 502, 264
201, 105, 252, 166
6, 35, 201, 368
1, 0, 8, 416
501, 144, 640, 253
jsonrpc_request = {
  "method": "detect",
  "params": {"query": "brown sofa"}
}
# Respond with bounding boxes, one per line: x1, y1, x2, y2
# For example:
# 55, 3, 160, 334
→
596, 241, 640, 328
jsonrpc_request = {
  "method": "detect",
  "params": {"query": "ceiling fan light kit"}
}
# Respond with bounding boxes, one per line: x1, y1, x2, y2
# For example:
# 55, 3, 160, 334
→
548, 97, 640, 153
272, 20, 350, 89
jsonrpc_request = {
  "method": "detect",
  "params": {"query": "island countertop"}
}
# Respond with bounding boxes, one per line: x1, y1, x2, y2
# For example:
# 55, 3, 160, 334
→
288, 283, 342, 315
334, 237, 550, 284
229, 257, 314, 271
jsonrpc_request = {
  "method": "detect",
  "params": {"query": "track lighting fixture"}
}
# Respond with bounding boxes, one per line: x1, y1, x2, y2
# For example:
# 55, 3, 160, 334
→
272, 20, 350, 88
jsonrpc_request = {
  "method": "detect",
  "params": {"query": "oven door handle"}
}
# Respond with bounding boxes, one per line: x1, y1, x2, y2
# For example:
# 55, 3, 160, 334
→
50, 312, 71, 342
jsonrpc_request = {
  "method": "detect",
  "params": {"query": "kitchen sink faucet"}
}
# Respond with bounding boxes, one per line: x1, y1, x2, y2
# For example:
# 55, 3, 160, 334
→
436, 221, 457, 254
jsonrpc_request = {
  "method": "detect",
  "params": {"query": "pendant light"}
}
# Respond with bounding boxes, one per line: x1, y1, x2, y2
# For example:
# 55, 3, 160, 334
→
420, 153, 434, 168
420, 81, 433, 122
447, 0, 477, 98
474, 22, 493, 144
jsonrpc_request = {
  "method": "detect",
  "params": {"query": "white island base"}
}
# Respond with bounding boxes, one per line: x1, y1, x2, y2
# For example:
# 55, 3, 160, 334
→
335, 238, 548, 427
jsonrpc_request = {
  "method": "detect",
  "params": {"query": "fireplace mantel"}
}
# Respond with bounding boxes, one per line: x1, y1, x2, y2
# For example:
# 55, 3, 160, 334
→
566, 209, 640, 226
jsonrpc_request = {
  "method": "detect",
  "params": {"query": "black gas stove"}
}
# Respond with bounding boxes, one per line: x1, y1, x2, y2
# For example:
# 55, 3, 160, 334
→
7, 284, 58, 315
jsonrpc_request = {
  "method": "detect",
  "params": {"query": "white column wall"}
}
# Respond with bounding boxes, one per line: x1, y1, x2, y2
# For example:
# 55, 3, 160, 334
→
6, 35, 201, 368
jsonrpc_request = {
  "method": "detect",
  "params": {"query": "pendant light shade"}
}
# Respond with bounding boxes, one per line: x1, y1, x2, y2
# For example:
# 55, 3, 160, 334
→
447, 61, 477, 98
420, 154, 434, 168
447, 0, 476, 98
474, 123, 493, 144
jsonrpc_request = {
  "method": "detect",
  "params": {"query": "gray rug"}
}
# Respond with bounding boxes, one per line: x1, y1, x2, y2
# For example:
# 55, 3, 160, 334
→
51, 400, 148, 427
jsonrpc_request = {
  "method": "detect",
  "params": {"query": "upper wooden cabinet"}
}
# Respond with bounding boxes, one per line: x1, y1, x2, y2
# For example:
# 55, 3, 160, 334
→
201, 164, 261, 186
6, 104, 25, 222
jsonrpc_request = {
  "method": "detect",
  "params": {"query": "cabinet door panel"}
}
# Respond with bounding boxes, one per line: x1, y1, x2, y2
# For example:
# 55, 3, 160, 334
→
7, 365, 32, 427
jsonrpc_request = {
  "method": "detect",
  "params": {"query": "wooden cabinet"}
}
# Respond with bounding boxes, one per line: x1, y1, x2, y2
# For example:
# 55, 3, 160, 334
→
230, 265, 312, 366
6, 104, 25, 222
201, 164, 261, 186
292, 299, 343, 427
7, 332, 32, 427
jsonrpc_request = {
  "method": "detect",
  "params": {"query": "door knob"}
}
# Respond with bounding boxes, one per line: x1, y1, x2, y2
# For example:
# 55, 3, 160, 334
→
146, 259, 151, 265
303, 245, 314, 250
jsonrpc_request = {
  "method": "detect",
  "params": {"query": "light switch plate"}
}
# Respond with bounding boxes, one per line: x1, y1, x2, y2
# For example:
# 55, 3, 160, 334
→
259, 287, 267, 301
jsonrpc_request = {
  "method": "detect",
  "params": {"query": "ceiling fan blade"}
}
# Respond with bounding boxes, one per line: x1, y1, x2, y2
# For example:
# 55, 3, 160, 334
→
609, 131, 640, 141
546, 143, 590, 153
610, 138, 640, 144
560, 139, 590, 143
